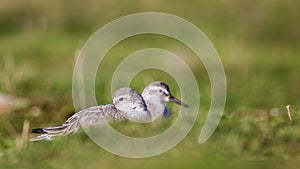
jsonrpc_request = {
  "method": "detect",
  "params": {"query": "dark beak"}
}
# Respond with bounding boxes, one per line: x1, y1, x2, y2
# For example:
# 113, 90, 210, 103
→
169, 95, 189, 108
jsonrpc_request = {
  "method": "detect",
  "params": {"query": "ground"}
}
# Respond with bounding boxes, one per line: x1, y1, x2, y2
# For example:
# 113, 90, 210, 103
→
0, 0, 300, 169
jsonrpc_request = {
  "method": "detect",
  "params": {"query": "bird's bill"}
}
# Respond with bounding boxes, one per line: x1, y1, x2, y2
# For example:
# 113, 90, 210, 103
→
169, 96, 189, 108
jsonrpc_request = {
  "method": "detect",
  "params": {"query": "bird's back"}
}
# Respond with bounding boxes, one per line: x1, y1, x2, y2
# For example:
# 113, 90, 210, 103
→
30, 104, 125, 141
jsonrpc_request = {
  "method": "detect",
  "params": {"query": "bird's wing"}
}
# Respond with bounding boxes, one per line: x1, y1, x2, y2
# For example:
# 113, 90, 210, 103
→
30, 104, 124, 141
79, 104, 125, 127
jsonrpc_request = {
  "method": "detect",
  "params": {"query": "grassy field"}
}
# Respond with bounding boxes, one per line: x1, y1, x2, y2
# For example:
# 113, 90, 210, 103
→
0, 0, 300, 169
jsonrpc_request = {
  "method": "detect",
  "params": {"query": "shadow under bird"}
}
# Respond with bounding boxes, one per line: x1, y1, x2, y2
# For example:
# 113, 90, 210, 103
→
30, 81, 188, 141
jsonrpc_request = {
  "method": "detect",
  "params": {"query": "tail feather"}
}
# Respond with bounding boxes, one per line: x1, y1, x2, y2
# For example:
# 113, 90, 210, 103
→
30, 124, 78, 141
40, 125, 69, 134
31, 128, 47, 134
30, 104, 119, 141
30, 113, 81, 141
30, 134, 53, 141
32, 124, 70, 134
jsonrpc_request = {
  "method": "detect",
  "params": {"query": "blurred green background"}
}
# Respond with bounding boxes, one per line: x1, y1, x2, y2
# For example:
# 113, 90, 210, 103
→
0, 0, 300, 169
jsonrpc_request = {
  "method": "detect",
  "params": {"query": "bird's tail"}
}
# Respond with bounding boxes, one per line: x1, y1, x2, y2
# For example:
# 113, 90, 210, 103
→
30, 105, 119, 141
30, 113, 81, 141
29, 134, 53, 141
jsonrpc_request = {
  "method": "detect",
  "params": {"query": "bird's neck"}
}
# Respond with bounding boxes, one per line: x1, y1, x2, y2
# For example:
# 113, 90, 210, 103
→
142, 96, 166, 121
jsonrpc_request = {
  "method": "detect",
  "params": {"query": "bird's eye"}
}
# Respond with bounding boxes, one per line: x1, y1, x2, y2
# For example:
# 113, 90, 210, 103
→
159, 89, 163, 93
119, 98, 123, 101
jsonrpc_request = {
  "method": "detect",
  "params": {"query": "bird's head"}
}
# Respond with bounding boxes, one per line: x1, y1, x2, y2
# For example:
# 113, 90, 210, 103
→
142, 81, 189, 108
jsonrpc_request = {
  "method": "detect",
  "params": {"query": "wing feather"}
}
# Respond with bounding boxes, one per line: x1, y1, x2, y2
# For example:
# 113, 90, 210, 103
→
30, 104, 124, 141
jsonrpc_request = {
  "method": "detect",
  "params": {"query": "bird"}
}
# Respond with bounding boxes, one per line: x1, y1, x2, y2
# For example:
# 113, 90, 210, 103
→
141, 81, 188, 121
30, 82, 188, 141
30, 87, 149, 141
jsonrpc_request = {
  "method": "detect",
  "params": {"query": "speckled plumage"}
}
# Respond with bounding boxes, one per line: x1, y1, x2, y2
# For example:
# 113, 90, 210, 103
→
30, 88, 146, 141
30, 82, 188, 141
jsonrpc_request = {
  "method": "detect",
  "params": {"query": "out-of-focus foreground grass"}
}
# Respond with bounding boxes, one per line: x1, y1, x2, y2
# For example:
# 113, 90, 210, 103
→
0, 0, 300, 169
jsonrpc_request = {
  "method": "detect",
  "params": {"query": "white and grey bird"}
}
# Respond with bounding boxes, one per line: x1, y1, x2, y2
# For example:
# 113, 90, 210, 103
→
30, 82, 188, 141
141, 81, 188, 121
30, 87, 149, 141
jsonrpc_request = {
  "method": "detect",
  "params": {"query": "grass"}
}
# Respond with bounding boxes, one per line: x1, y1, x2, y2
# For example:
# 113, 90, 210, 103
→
0, 0, 300, 169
